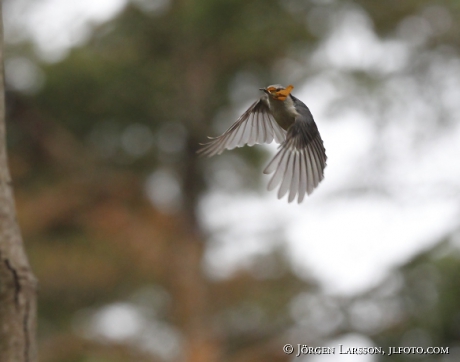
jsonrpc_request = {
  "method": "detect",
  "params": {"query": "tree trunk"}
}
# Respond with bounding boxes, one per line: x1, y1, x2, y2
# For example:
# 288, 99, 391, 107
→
0, 4, 38, 362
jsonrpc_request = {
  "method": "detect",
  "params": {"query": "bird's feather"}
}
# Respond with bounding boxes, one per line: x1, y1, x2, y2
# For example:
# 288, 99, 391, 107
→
197, 97, 286, 157
263, 116, 327, 203
198, 88, 327, 203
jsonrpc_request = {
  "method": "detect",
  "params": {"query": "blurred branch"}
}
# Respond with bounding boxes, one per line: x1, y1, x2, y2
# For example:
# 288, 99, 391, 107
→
0, 3, 38, 361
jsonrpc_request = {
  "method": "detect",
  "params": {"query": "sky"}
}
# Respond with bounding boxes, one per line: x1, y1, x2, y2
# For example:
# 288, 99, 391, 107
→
4, 0, 127, 61
4, 1, 460, 360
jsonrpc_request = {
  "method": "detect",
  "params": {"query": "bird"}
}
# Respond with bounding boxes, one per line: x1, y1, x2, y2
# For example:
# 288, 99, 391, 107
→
198, 84, 327, 203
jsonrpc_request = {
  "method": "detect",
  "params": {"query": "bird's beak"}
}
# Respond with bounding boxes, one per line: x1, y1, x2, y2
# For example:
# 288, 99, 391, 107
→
259, 88, 269, 94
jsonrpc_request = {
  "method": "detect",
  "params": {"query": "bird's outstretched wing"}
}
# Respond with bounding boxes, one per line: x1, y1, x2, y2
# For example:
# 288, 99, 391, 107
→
263, 115, 327, 203
198, 98, 286, 157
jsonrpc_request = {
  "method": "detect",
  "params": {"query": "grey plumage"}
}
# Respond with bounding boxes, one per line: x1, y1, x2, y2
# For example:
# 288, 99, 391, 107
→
198, 85, 327, 203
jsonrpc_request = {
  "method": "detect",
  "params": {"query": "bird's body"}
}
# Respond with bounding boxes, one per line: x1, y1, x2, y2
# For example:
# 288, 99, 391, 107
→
267, 94, 297, 130
198, 85, 327, 203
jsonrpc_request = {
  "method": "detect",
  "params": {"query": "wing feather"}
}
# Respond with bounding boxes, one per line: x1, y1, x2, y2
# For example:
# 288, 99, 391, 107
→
263, 116, 327, 203
278, 151, 294, 199
305, 145, 315, 195
267, 148, 289, 191
288, 152, 300, 203
298, 149, 307, 203
197, 97, 286, 157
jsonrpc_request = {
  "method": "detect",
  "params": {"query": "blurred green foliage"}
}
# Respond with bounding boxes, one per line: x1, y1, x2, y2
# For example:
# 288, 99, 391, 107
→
354, 236, 460, 361
4, 0, 460, 361
7, 1, 319, 361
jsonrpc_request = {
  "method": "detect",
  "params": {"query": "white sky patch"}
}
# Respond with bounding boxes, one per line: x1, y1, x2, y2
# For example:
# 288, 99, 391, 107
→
202, 192, 285, 279
385, 122, 460, 190
286, 196, 458, 295
146, 169, 182, 214
312, 7, 409, 74
4, 0, 127, 61
78, 302, 182, 360
4, 56, 45, 93
313, 112, 376, 192
90, 303, 143, 340
201, 155, 459, 296
305, 334, 377, 362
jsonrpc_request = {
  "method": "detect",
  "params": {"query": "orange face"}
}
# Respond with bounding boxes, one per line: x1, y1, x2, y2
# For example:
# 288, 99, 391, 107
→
267, 85, 294, 101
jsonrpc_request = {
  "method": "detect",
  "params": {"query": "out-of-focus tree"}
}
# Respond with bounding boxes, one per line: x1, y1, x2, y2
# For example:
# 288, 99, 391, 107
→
342, 230, 460, 362
311, 0, 460, 358
5, 1, 325, 361
5, 0, 460, 361
0, 3, 37, 361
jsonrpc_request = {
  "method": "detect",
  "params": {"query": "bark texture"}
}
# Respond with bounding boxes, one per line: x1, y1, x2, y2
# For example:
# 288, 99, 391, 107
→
0, 4, 38, 361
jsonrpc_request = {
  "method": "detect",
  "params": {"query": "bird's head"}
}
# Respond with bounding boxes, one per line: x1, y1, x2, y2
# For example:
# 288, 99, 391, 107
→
260, 84, 294, 101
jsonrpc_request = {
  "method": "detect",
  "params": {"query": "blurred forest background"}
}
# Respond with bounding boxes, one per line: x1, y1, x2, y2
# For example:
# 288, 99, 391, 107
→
3, 0, 460, 361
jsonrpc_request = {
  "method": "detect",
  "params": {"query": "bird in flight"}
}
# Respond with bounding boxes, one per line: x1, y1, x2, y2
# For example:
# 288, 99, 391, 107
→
198, 84, 327, 203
